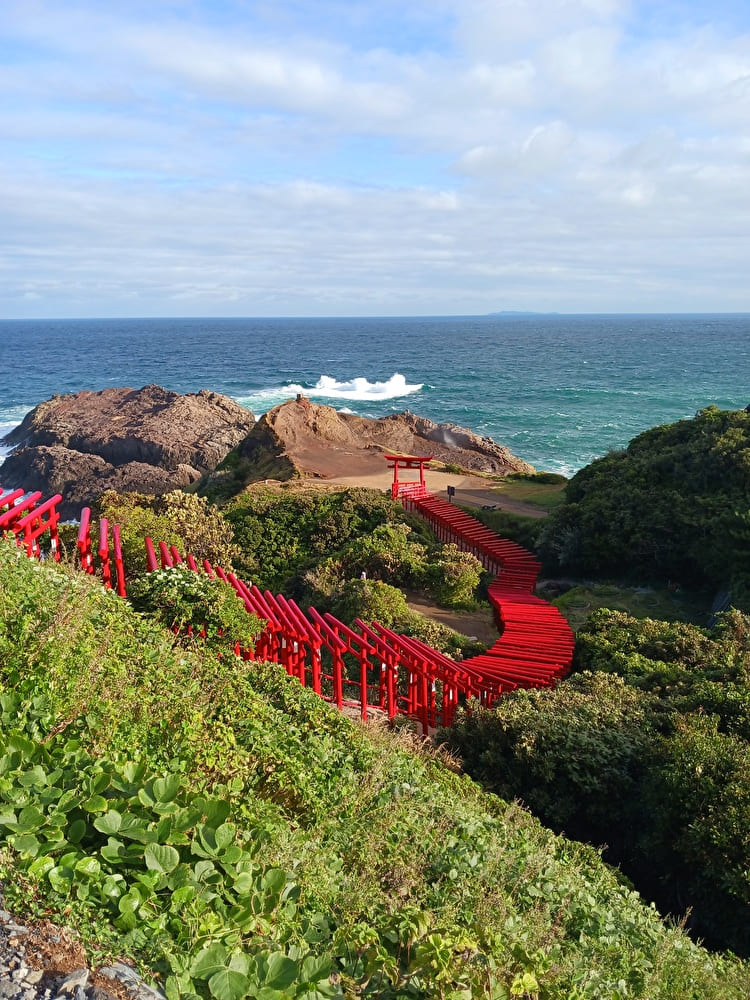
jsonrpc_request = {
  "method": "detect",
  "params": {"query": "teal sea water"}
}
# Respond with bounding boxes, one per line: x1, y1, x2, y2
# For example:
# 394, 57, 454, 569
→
1, 314, 748, 478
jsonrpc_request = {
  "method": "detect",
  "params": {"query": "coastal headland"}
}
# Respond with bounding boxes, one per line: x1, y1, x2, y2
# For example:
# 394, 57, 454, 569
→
1, 386, 539, 516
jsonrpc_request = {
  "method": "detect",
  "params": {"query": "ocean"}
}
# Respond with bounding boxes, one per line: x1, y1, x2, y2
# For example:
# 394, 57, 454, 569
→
1, 314, 748, 478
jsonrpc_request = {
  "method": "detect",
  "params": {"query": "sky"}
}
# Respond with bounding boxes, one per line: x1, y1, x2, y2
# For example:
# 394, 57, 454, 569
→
3, 0, 750, 317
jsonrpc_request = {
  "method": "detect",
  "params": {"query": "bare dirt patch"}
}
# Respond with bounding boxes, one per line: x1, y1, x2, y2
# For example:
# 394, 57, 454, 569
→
404, 590, 499, 646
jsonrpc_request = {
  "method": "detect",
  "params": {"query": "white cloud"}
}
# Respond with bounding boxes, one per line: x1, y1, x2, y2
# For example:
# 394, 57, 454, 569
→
2, 0, 750, 315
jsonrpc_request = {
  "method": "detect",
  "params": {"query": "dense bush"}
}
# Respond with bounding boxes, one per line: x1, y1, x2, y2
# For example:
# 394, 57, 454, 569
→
336, 522, 428, 588
96, 490, 239, 579
225, 488, 406, 591
127, 566, 265, 656
443, 673, 656, 847
539, 406, 750, 602
444, 609, 750, 955
425, 543, 484, 608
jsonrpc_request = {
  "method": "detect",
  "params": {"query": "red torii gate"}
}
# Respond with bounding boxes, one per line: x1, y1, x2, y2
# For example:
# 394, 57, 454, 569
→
384, 454, 433, 501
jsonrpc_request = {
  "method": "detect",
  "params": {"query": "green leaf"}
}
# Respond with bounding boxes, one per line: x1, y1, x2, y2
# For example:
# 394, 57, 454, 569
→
56, 791, 81, 813
154, 774, 181, 803
101, 838, 126, 864
214, 823, 236, 850
82, 795, 108, 813
208, 969, 250, 1000
18, 765, 48, 787
262, 954, 298, 991
17, 805, 45, 833
262, 869, 287, 895
12, 833, 40, 857
48, 866, 75, 892
228, 954, 251, 976
191, 943, 229, 980
0, 808, 17, 827
28, 855, 55, 879
75, 856, 102, 878
170, 805, 204, 834
194, 797, 231, 827
123, 761, 147, 784
93, 810, 122, 835
138, 786, 156, 808
170, 885, 196, 909
144, 843, 180, 874
233, 872, 255, 895
7, 734, 35, 756
301, 956, 331, 984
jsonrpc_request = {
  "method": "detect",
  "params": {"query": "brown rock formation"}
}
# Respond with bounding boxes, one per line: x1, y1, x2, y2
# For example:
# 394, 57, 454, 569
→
1, 386, 255, 516
204, 395, 534, 496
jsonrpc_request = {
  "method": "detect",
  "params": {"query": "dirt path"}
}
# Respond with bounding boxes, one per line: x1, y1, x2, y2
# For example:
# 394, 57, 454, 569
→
323, 464, 546, 518
404, 590, 500, 645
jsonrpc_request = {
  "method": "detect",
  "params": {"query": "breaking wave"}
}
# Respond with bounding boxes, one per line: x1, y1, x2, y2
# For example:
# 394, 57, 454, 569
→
236, 373, 423, 415
301, 373, 423, 401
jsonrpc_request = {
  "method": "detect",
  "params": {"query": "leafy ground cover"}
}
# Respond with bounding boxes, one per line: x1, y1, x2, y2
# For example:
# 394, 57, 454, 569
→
1, 540, 748, 998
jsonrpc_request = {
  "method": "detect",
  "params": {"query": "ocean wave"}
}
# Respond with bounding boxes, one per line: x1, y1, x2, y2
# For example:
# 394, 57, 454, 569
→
285, 373, 423, 401
0, 419, 25, 469
236, 373, 423, 415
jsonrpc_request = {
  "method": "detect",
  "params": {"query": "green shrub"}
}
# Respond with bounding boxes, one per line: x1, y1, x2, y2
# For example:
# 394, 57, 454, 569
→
338, 523, 428, 588
96, 490, 239, 579
539, 406, 750, 599
329, 578, 411, 628
638, 712, 750, 954
127, 566, 265, 655
445, 606, 750, 956
425, 543, 483, 608
442, 673, 655, 844
225, 488, 404, 591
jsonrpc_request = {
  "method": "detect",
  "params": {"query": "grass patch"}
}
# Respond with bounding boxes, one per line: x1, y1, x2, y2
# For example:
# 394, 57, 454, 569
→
494, 474, 568, 511
546, 581, 711, 630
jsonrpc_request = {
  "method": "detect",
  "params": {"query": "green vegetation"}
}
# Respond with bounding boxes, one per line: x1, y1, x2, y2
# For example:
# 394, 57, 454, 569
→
539, 406, 750, 605
444, 610, 750, 957
495, 473, 568, 511
463, 506, 544, 554
97, 490, 240, 578
224, 487, 414, 593
91, 485, 480, 655
224, 486, 488, 655
547, 582, 710, 631
1, 540, 747, 998
127, 566, 265, 656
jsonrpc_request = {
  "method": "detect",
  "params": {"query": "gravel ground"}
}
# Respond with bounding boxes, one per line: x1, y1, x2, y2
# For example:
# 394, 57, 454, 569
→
0, 905, 163, 1000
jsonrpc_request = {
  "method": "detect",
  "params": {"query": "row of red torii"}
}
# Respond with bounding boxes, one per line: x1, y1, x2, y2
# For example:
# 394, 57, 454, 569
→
0, 456, 574, 733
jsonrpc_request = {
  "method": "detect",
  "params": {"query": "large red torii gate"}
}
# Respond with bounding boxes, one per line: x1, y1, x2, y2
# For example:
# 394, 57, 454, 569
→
384, 454, 433, 500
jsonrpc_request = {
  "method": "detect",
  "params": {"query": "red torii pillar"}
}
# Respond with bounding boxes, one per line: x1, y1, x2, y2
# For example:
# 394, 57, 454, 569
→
384, 454, 433, 500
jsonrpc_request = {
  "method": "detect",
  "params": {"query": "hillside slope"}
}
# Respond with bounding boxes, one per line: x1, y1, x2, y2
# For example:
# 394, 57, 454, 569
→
0, 541, 746, 999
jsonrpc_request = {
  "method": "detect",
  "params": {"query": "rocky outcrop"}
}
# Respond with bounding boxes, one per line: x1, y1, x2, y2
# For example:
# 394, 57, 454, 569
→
1, 386, 255, 517
204, 395, 534, 496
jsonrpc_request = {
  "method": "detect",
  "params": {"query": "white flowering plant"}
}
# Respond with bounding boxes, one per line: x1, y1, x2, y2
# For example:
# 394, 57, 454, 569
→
128, 565, 264, 655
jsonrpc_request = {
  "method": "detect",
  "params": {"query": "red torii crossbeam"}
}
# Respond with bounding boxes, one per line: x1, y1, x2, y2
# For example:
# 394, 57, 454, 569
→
384, 454, 433, 501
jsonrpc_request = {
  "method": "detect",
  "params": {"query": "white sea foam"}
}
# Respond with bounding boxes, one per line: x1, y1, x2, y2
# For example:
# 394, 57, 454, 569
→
236, 373, 423, 416
305, 373, 423, 401
0, 419, 24, 470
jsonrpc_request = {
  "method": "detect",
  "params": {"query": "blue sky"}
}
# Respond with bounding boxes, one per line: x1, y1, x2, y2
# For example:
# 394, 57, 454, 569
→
3, 0, 750, 317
